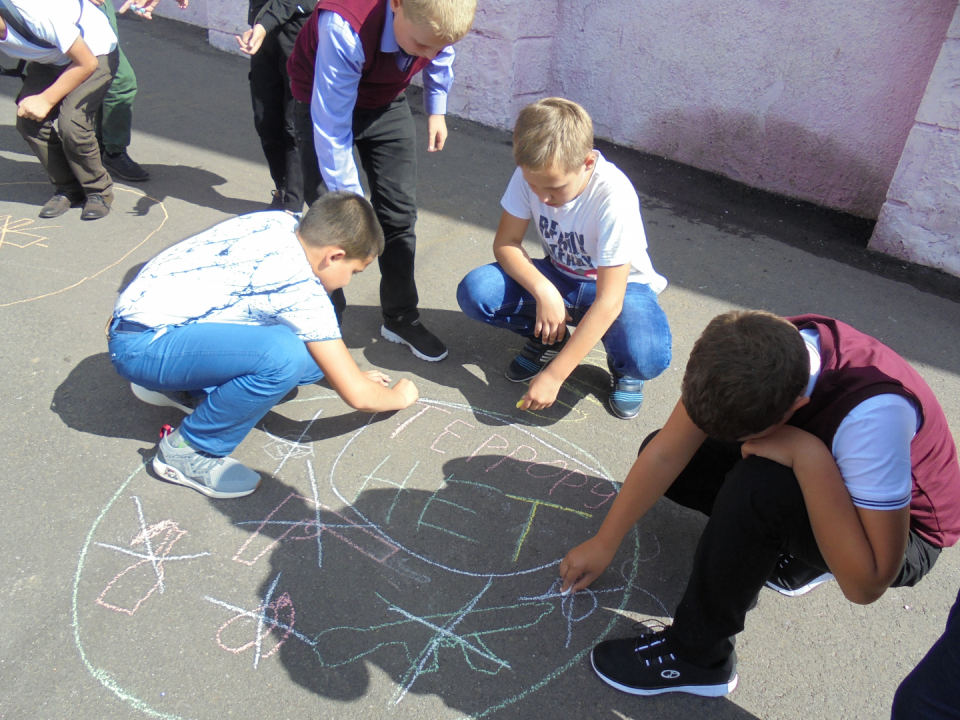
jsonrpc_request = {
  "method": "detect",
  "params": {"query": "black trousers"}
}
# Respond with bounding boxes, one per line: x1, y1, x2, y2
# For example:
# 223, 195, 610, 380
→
295, 94, 419, 325
249, 29, 303, 212
645, 432, 942, 666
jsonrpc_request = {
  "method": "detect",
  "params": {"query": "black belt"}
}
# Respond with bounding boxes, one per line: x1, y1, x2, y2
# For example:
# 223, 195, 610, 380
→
114, 319, 153, 334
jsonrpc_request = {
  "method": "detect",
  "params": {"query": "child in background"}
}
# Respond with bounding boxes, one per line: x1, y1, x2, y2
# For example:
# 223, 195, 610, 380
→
237, 0, 317, 212
560, 311, 960, 697
287, 0, 477, 361
1, 0, 118, 220
107, 192, 418, 499
456, 98, 672, 419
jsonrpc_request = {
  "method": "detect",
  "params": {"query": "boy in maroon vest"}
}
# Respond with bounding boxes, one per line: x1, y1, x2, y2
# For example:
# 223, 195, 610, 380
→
559, 310, 960, 697
287, 0, 476, 362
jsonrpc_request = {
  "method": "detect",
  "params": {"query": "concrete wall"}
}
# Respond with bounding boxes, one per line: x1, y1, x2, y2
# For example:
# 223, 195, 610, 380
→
869, 5, 960, 276
148, 0, 960, 274
450, 0, 956, 219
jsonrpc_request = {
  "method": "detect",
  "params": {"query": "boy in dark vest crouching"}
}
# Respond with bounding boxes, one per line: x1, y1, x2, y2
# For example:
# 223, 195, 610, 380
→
559, 311, 960, 698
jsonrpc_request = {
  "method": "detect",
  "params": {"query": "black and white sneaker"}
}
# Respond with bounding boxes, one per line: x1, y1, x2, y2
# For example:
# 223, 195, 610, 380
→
766, 554, 834, 597
505, 335, 568, 382
381, 320, 448, 362
591, 623, 738, 697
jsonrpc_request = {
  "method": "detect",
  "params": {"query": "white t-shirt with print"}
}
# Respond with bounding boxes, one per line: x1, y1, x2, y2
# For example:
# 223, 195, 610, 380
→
0, 0, 116, 66
801, 328, 919, 512
500, 151, 668, 293
114, 212, 341, 343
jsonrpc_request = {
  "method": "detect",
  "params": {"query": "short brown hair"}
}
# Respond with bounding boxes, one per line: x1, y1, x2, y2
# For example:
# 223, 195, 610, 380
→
513, 98, 594, 173
403, 0, 476, 44
297, 191, 384, 259
682, 311, 810, 440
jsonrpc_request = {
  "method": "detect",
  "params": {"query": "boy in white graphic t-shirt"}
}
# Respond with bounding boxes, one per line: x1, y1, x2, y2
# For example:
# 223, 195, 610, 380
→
457, 98, 672, 419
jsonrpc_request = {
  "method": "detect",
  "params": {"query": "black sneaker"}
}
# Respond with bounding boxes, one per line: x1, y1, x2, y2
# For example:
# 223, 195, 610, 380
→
381, 320, 448, 362
505, 335, 568, 382
591, 623, 738, 697
607, 355, 644, 419
102, 151, 150, 182
267, 189, 285, 210
766, 554, 834, 597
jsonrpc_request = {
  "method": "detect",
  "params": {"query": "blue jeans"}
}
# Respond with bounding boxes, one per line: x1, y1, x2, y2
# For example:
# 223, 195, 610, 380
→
108, 320, 323, 456
456, 259, 672, 380
892, 584, 960, 720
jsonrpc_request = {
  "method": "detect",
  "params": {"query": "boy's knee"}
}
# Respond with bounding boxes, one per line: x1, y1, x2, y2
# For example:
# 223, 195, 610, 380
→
456, 265, 503, 320
717, 456, 803, 516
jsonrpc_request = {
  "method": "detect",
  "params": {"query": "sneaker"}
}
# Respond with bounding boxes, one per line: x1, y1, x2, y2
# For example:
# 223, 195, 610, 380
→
505, 335, 568, 382
381, 320, 448, 362
153, 427, 261, 499
591, 623, 738, 697
80, 194, 111, 220
267, 189, 285, 210
130, 383, 204, 414
39, 192, 84, 218
102, 151, 150, 182
766, 554, 834, 597
607, 356, 645, 419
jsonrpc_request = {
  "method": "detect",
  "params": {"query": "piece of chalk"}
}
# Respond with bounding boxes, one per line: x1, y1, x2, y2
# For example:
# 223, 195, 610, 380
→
516, 400, 524, 409
560, 587, 571, 596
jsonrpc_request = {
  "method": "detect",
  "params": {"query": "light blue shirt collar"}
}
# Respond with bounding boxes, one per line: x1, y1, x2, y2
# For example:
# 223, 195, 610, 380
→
381, 3, 400, 53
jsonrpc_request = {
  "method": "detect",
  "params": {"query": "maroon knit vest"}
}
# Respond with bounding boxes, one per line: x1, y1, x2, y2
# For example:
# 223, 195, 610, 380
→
787, 314, 960, 548
288, 0, 431, 108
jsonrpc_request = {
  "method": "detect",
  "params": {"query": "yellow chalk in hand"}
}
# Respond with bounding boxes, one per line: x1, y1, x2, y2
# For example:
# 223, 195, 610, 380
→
516, 400, 524, 409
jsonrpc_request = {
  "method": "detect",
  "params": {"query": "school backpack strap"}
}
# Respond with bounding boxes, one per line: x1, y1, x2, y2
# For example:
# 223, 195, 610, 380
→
0, 0, 81, 78
0, 0, 57, 49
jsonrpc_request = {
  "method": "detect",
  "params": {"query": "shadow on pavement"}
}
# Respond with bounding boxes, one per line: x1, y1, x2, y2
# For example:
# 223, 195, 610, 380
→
203, 461, 760, 719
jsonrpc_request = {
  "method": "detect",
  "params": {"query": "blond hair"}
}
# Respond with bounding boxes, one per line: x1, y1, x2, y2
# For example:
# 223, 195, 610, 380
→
513, 98, 594, 173
402, 0, 477, 44
297, 192, 384, 260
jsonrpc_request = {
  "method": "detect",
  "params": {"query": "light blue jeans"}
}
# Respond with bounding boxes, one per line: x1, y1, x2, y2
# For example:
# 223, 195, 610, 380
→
456, 259, 672, 380
108, 320, 323, 456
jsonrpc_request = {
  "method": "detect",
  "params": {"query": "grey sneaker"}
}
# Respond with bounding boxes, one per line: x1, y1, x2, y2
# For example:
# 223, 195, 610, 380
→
153, 428, 261, 499
131, 383, 203, 414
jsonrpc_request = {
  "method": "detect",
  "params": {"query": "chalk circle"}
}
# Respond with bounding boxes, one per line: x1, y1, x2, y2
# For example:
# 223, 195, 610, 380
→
329, 398, 625, 577
73, 397, 654, 720
0, 183, 167, 308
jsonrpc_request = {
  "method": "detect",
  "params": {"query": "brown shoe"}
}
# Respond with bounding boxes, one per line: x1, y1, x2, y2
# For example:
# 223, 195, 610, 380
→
80, 194, 112, 221
39, 192, 83, 219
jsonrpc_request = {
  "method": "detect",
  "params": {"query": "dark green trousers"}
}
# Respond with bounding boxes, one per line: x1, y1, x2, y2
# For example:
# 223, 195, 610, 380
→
98, 0, 137, 153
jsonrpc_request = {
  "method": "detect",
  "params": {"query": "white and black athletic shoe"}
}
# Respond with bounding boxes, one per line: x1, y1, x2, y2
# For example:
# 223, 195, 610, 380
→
505, 335, 568, 382
591, 623, 738, 697
766, 554, 834, 597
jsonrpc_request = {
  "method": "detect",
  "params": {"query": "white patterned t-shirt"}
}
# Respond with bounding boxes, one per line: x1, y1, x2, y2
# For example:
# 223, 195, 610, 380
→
500, 151, 667, 293
114, 212, 340, 343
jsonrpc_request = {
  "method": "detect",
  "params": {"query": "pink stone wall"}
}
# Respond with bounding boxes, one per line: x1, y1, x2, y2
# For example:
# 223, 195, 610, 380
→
154, 0, 957, 220
869, 7, 960, 277
448, 0, 957, 218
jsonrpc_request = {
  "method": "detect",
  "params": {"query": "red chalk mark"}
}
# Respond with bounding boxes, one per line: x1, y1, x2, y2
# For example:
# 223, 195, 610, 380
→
484, 445, 538, 473
429, 419, 476, 454
548, 470, 588, 496
526, 460, 568, 478
232, 493, 399, 567
96, 520, 188, 616
216, 592, 296, 660
585, 481, 617, 509
466, 433, 509, 462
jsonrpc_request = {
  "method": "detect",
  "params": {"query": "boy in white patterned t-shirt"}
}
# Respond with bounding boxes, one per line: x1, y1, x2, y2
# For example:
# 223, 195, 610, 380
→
108, 192, 418, 499
456, 98, 672, 420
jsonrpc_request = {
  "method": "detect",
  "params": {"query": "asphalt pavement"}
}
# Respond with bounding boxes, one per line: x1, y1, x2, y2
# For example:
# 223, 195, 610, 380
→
1, 14, 959, 720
